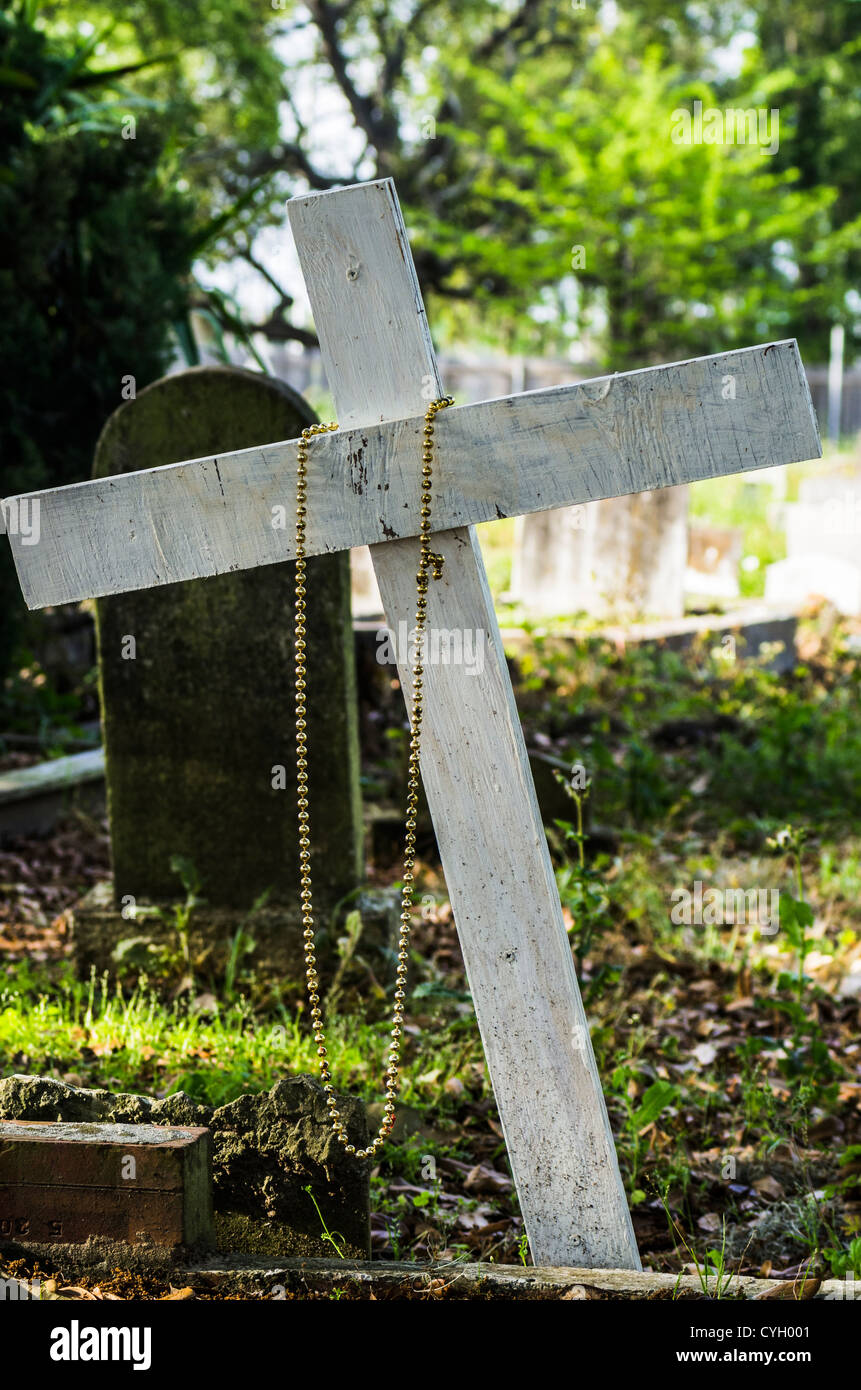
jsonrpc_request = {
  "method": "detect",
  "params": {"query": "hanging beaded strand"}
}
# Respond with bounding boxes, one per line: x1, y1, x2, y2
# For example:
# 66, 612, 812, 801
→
294, 397, 454, 1158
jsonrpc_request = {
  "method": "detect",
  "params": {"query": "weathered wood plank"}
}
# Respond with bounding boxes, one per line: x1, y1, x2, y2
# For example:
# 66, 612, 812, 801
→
188, 1256, 830, 1301
288, 176, 641, 1269
0, 748, 104, 807
0, 748, 106, 843
4, 337, 819, 609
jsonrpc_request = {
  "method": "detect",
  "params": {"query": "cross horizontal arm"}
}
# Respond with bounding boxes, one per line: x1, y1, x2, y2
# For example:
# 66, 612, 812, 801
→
4, 340, 819, 609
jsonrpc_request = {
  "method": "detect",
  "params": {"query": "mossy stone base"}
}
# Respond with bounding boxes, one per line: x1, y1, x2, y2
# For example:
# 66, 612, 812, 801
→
210, 1079, 369, 1260
69, 879, 400, 980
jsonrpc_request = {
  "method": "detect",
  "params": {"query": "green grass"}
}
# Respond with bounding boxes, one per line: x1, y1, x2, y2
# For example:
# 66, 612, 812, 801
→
513, 623, 861, 833
2, 612, 860, 1271
0, 961, 488, 1113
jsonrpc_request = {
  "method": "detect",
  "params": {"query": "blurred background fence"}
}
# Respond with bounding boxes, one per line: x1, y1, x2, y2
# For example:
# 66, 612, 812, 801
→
268, 346, 861, 434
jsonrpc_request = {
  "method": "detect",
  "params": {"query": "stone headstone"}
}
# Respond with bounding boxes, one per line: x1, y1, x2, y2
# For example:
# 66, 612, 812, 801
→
511, 486, 688, 619
350, 546, 383, 616
785, 472, 861, 571
685, 522, 743, 602
765, 552, 861, 616
80, 366, 362, 962
766, 469, 861, 615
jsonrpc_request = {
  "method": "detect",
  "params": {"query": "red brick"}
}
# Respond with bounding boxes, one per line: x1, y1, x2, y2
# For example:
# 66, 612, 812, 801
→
0, 1120, 213, 1250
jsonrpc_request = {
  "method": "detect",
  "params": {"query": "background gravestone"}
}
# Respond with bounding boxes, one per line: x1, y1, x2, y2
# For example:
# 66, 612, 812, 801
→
511, 486, 689, 620
685, 522, 743, 603
765, 468, 861, 615
73, 366, 363, 972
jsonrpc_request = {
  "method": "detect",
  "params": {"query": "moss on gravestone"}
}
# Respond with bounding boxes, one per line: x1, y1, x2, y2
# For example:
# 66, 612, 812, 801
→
210, 1077, 370, 1260
0, 1074, 153, 1124
92, 365, 362, 912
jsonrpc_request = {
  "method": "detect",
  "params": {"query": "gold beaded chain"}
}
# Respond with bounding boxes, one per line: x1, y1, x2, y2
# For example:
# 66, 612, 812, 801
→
294, 396, 454, 1159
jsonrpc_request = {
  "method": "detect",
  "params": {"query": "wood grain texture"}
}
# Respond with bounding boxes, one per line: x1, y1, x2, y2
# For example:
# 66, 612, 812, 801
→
4, 336, 819, 609
289, 177, 642, 1268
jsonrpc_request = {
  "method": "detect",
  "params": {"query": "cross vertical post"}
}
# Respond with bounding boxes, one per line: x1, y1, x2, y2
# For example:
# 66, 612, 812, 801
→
288, 178, 641, 1269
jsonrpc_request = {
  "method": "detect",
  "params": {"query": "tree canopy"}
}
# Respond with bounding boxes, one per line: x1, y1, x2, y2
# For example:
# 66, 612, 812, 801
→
0, 6, 198, 669
31, 0, 858, 366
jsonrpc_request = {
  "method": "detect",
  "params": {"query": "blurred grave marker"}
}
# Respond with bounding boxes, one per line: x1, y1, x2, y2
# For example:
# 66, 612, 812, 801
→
512, 485, 688, 618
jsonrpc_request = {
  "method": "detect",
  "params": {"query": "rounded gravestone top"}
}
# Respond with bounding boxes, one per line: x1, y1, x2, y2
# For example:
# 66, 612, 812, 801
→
93, 365, 317, 479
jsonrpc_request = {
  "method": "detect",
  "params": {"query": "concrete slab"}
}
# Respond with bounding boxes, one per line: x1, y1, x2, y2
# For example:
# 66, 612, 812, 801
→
501, 603, 799, 674
185, 1255, 843, 1301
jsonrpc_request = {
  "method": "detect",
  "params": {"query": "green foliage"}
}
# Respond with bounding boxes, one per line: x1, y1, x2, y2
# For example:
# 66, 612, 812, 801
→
0, 958, 488, 1112
823, 1236, 861, 1282
427, 38, 838, 366
303, 1185, 348, 1259
740, 1, 861, 357
632, 1079, 680, 1135
517, 629, 861, 834
25, 2, 859, 367
0, 650, 91, 749
0, 7, 197, 672
769, 825, 816, 1000
754, 824, 841, 1088
553, 770, 621, 998
822, 1151, 861, 1275
609, 1050, 679, 1191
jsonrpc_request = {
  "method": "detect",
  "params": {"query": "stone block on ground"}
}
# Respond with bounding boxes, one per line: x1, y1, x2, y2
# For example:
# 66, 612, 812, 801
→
0, 749, 105, 844
0, 1119, 212, 1252
185, 1257, 839, 1301
0, 1074, 370, 1265
765, 553, 861, 616
502, 603, 799, 678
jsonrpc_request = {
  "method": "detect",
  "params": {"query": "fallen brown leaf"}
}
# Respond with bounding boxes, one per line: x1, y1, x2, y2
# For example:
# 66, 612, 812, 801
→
755, 1277, 821, 1301
753, 1176, 785, 1201
463, 1163, 513, 1195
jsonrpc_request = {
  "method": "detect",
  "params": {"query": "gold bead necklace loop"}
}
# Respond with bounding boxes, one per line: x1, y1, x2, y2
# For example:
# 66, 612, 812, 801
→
294, 396, 454, 1159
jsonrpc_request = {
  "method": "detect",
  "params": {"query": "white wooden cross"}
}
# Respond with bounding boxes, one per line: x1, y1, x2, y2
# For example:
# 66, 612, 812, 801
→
2, 179, 821, 1270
